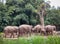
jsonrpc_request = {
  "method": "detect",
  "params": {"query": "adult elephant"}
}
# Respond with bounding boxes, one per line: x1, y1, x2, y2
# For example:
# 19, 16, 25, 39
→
4, 26, 19, 38
32, 25, 46, 35
18, 24, 33, 37
32, 25, 41, 33
45, 25, 56, 35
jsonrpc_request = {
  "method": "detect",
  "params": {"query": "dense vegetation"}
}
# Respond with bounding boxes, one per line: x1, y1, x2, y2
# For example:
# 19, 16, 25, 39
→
0, 0, 60, 32
0, 36, 59, 44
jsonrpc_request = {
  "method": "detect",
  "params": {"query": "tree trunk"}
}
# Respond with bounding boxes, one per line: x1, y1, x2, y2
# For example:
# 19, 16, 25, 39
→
38, 9, 45, 30
39, 10, 45, 30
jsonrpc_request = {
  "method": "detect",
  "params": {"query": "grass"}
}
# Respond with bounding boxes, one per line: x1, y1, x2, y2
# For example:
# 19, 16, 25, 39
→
0, 33, 59, 44
1, 35, 60, 44
0, 33, 3, 44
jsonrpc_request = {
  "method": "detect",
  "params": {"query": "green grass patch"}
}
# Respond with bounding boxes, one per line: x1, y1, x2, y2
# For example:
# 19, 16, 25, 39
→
2, 36, 60, 44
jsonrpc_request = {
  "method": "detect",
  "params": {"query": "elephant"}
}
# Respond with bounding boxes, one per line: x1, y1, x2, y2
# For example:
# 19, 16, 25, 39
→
18, 24, 33, 37
45, 25, 56, 35
32, 25, 42, 33
4, 26, 19, 38
32, 25, 46, 35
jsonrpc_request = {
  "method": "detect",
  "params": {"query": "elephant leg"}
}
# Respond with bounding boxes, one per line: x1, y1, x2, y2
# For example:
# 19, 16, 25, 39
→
13, 33, 15, 38
44, 31, 46, 36
47, 32, 50, 35
47, 31, 50, 35
36, 30, 38, 35
28, 31, 31, 37
27, 31, 30, 37
50, 32, 51, 35
40, 30, 45, 36
10, 34, 12, 38
29, 30, 31, 36
41, 31, 43, 35
26, 32, 28, 37
16, 31, 18, 35
48, 32, 49, 35
19, 31, 23, 37
4, 32, 6, 38
20, 32, 22, 37
51, 31, 53, 35
42, 31, 45, 36
16, 32, 17, 35
22, 32, 24, 36
26, 31, 28, 37
16, 32, 18, 38
18, 31, 21, 37
40, 30, 42, 35
4, 32, 8, 38
17, 32, 19, 37
10, 33, 12, 38
46, 31, 48, 35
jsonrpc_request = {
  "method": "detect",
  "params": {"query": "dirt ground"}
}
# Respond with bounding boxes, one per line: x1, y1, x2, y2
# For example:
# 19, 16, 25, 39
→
2, 31, 60, 39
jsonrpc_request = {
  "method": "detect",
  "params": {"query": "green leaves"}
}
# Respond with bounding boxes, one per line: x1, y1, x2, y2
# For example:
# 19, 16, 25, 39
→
14, 14, 29, 25
45, 9, 60, 25
25, 3, 34, 10
0, 0, 60, 32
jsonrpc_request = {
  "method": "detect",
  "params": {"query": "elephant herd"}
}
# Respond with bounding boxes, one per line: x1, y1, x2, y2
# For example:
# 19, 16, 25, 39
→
4, 24, 56, 38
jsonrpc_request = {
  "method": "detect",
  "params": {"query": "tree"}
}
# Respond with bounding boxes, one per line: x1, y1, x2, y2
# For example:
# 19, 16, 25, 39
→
35, 2, 46, 30
45, 8, 60, 25
0, 0, 60, 32
35, 1, 50, 30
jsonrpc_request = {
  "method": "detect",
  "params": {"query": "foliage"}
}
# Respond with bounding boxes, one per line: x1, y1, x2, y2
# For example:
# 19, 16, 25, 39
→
45, 9, 60, 25
0, 0, 60, 32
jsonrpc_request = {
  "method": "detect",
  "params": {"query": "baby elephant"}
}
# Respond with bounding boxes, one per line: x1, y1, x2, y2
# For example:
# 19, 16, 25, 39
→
4, 26, 19, 38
